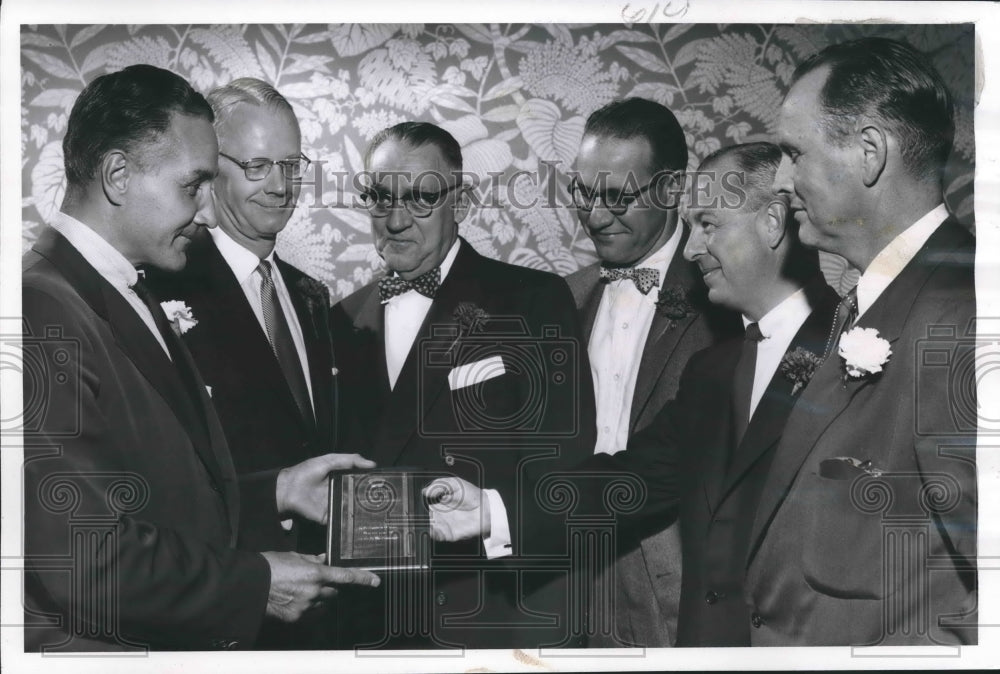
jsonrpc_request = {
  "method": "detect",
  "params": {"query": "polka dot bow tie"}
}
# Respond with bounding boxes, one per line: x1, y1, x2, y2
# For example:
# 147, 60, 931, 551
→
378, 268, 441, 302
599, 266, 660, 295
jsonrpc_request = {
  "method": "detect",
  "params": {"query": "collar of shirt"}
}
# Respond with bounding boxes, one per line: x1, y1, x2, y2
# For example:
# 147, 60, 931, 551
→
210, 226, 274, 283
743, 286, 812, 343
856, 203, 948, 319
605, 223, 682, 296
51, 211, 138, 291
382, 237, 461, 305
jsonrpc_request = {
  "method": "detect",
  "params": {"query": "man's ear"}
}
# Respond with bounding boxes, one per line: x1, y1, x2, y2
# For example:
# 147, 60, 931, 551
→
453, 184, 471, 225
100, 150, 129, 206
761, 198, 788, 250
859, 124, 888, 187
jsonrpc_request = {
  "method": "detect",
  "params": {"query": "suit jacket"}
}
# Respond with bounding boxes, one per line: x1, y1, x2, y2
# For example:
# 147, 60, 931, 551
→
330, 237, 597, 649
564, 238, 738, 647
22, 228, 274, 652
744, 220, 977, 646
146, 233, 340, 554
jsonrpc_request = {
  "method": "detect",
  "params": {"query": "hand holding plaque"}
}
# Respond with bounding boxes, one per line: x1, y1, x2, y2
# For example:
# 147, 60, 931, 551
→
326, 469, 431, 571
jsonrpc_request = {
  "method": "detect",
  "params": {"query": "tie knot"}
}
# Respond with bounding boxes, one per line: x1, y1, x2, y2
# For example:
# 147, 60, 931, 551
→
378, 267, 441, 302
257, 259, 274, 282
599, 266, 660, 295
744, 322, 763, 342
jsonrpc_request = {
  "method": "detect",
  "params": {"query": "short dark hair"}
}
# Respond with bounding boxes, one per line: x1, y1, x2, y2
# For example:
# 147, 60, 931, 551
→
63, 64, 214, 189
364, 121, 463, 174
792, 37, 954, 179
699, 142, 783, 211
583, 98, 688, 173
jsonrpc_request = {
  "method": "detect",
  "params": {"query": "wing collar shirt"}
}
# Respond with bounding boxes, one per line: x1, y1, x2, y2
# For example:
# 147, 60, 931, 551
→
209, 226, 314, 411
854, 203, 949, 322
590, 224, 682, 455
50, 211, 169, 358
742, 286, 812, 421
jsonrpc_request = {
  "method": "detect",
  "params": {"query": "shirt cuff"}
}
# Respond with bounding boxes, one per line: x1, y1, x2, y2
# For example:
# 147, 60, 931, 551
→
482, 488, 512, 559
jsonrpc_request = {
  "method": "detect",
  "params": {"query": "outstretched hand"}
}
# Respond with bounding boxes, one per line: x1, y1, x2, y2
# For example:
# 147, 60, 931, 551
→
277, 453, 376, 523
261, 551, 380, 623
422, 477, 490, 542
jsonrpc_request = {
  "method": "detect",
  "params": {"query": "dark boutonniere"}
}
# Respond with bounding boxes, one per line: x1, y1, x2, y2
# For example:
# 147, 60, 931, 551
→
450, 302, 490, 352
779, 347, 823, 394
655, 285, 698, 326
295, 276, 332, 311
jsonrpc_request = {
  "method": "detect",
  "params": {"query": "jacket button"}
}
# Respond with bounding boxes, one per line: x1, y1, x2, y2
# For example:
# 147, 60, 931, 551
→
705, 590, 719, 605
444, 455, 455, 466
751, 613, 764, 628
436, 591, 447, 606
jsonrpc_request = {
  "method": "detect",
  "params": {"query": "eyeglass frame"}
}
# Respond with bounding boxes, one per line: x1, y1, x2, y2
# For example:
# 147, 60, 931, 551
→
568, 172, 675, 215
359, 183, 465, 218
218, 151, 313, 181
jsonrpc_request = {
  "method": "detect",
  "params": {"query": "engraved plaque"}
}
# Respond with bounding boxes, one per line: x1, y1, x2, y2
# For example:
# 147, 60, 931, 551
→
326, 470, 429, 571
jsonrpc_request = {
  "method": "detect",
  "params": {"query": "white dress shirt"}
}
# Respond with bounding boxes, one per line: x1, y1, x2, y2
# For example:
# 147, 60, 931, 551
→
210, 227, 314, 411
589, 226, 683, 455
741, 287, 813, 421
382, 238, 461, 389
50, 212, 170, 357
854, 203, 949, 321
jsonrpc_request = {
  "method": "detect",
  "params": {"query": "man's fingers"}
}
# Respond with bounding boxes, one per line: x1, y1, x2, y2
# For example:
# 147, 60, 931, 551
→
319, 565, 381, 588
315, 452, 377, 472
423, 477, 462, 505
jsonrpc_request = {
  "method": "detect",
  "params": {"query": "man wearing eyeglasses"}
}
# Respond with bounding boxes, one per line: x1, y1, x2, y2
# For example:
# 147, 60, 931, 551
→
564, 98, 738, 647
146, 77, 343, 648
329, 121, 596, 649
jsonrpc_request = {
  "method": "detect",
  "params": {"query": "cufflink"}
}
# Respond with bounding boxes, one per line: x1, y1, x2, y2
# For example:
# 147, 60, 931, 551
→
331, 367, 339, 376
205, 385, 213, 398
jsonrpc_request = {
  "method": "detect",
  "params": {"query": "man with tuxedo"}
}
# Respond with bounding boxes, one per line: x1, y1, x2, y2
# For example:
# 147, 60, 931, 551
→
753, 36, 976, 646
330, 121, 595, 648
424, 141, 839, 647
565, 98, 737, 647
22, 65, 379, 652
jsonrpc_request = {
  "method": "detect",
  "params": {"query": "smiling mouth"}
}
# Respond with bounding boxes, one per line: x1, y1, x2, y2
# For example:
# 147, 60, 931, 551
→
699, 267, 721, 278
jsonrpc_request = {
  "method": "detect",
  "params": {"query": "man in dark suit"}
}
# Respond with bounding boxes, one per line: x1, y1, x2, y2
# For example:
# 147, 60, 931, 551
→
22, 64, 379, 653
564, 98, 737, 647
751, 36, 976, 646
147, 78, 337, 556
330, 121, 595, 649
424, 141, 840, 646
145, 77, 347, 649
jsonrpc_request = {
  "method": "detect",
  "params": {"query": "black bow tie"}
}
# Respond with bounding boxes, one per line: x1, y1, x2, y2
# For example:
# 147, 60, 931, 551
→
378, 268, 441, 302
599, 266, 660, 295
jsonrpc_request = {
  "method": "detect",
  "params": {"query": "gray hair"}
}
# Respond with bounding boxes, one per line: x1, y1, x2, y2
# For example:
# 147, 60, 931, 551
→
206, 77, 294, 137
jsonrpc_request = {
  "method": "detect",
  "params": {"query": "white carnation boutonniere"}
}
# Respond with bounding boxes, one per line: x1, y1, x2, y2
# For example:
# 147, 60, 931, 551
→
838, 326, 891, 380
160, 300, 198, 336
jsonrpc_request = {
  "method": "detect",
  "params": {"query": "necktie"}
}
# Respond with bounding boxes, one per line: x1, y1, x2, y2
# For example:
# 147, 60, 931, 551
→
258, 260, 314, 427
130, 277, 208, 413
599, 266, 660, 295
378, 268, 441, 302
824, 286, 859, 359
731, 322, 764, 450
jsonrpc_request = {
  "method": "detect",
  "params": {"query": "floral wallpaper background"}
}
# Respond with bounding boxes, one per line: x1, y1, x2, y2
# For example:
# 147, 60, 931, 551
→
20, 23, 975, 300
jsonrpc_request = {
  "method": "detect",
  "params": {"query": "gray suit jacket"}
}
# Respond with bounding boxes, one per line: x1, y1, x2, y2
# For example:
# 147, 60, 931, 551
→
565, 234, 738, 646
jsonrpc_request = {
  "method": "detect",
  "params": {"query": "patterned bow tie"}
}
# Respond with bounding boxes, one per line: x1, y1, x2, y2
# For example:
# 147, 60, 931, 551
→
599, 266, 660, 295
378, 267, 441, 302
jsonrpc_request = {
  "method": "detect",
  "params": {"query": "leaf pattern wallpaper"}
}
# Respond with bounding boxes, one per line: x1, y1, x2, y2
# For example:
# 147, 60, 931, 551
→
20, 23, 975, 300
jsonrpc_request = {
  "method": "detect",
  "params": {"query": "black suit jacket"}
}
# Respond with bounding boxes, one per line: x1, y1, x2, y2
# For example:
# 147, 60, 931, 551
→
565, 233, 738, 646
330, 238, 597, 649
22, 227, 274, 651
147, 233, 340, 554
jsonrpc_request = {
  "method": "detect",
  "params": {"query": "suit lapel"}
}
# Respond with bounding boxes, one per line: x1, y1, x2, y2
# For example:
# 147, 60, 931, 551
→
575, 266, 603, 342
33, 229, 225, 488
630, 241, 703, 432
699, 341, 742, 511
745, 221, 969, 565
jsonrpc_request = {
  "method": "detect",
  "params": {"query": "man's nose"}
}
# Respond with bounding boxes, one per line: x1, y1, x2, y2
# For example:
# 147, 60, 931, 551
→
773, 155, 794, 196
384, 202, 412, 233
263, 163, 290, 196
193, 186, 217, 229
585, 201, 615, 229
682, 223, 705, 262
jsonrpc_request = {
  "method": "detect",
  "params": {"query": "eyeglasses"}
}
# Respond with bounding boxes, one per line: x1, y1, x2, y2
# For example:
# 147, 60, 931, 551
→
359, 184, 463, 218
218, 152, 312, 181
569, 176, 662, 215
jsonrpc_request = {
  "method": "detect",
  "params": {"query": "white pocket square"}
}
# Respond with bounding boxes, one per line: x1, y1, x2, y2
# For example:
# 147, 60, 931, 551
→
448, 355, 506, 391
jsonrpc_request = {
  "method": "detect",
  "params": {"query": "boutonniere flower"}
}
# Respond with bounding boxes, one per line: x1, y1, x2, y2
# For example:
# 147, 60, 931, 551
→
296, 276, 331, 310
838, 326, 892, 380
655, 285, 698, 326
779, 347, 823, 394
450, 302, 489, 352
160, 300, 198, 336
